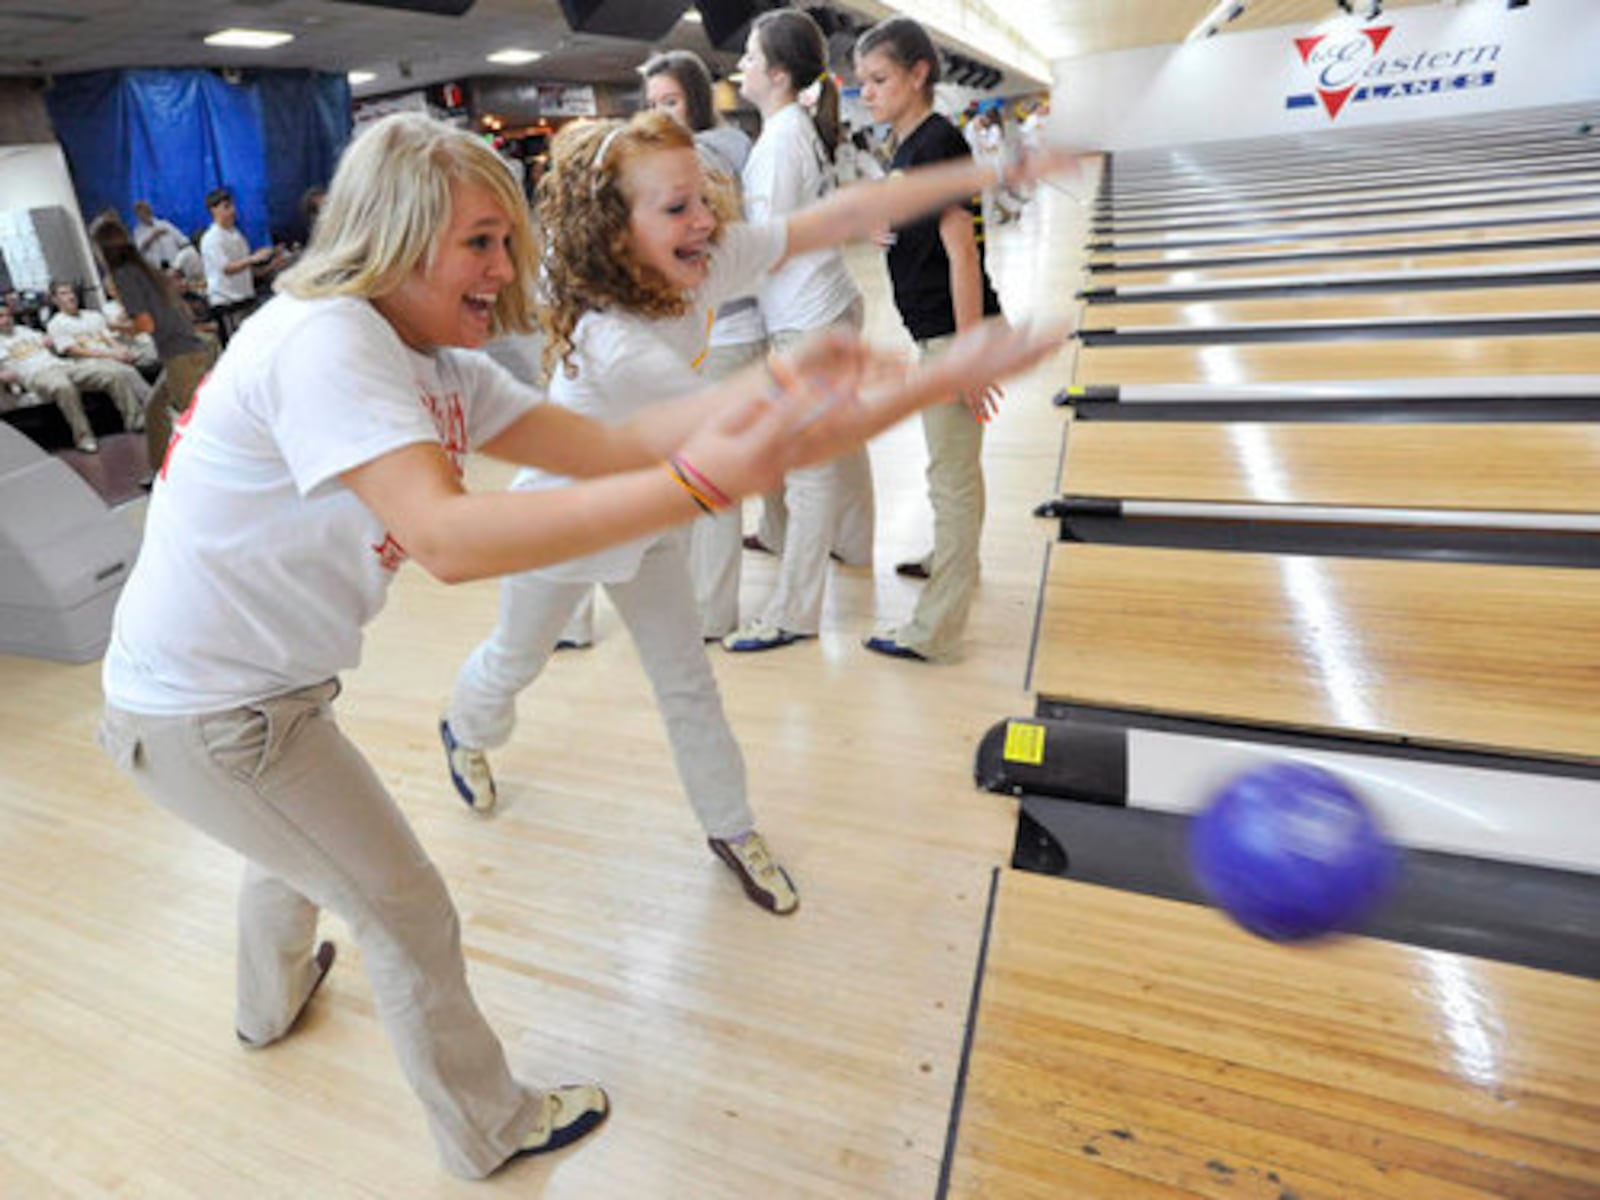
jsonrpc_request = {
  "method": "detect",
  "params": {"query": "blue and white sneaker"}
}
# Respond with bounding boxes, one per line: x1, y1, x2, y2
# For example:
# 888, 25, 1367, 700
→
439, 717, 497, 813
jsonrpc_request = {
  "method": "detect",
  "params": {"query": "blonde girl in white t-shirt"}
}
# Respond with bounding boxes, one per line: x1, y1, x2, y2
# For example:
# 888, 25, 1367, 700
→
728, 6, 878, 652
99, 111, 1066, 1181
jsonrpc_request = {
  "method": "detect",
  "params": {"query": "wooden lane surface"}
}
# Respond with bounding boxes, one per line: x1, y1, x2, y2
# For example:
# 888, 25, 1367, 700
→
1098, 173, 1600, 229
1085, 283, 1600, 329
1062, 422, 1600, 513
1074, 333, 1600, 386
1032, 544, 1600, 762
946, 870, 1600, 1200
1100, 160, 1600, 214
1100, 198, 1600, 246
1094, 244, 1592, 290
1106, 138, 1600, 189
1088, 220, 1600, 269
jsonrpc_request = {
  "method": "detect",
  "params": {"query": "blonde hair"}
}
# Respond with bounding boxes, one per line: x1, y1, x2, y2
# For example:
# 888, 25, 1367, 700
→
277, 113, 538, 337
536, 111, 727, 378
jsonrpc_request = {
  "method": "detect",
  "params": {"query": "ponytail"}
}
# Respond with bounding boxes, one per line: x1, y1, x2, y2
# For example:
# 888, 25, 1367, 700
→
799, 71, 842, 161
753, 9, 840, 160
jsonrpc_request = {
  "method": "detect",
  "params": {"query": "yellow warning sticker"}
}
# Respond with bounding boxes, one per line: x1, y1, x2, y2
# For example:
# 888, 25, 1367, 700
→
1002, 721, 1046, 766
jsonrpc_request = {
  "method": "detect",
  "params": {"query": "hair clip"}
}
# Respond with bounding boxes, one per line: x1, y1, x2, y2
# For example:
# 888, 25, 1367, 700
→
590, 125, 625, 198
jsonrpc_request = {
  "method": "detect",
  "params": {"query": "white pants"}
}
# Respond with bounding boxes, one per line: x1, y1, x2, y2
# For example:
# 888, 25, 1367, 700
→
99, 682, 547, 1179
449, 534, 755, 839
758, 300, 874, 634
691, 339, 767, 639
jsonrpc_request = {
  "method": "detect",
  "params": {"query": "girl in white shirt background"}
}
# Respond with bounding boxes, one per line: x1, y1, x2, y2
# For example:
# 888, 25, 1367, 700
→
99, 110, 1065, 1179
726, 7, 876, 653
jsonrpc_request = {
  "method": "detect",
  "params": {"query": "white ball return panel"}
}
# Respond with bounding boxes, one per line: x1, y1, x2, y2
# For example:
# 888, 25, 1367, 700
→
0, 424, 139, 663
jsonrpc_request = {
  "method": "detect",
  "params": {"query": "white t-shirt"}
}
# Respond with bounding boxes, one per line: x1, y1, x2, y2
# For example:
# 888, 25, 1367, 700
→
516, 220, 786, 584
202, 223, 256, 305
103, 294, 533, 715
695, 125, 765, 350
45, 309, 121, 356
742, 103, 860, 335
0, 325, 62, 381
135, 217, 188, 270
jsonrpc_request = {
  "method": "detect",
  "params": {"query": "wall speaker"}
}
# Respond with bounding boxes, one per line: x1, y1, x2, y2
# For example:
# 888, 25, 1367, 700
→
556, 0, 691, 40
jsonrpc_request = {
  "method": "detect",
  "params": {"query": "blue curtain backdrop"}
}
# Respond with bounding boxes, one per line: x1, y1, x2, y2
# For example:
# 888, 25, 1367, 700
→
45, 68, 351, 252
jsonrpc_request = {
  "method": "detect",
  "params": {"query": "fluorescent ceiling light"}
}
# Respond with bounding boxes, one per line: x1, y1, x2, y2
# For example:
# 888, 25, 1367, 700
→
682, 9, 702, 20
487, 48, 544, 65
205, 28, 294, 49
347, 70, 376, 84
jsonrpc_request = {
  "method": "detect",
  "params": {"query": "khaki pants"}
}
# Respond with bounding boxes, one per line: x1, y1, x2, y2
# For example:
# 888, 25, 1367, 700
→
59, 358, 149, 431
145, 344, 217, 473
18, 364, 94, 445
759, 299, 874, 634
895, 334, 985, 660
99, 682, 549, 1179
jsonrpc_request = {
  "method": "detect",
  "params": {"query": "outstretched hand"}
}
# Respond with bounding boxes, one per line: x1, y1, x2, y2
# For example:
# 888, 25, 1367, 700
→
783, 317, 1069, 471
1001, 144, 1083, 194
673, 319, 1068, 505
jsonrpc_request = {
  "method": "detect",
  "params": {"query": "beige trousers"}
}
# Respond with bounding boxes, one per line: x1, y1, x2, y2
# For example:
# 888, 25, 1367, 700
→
144, 344, 217, 473
758, 299, 874, 634
893, 334, 986, 660
99, 681, 550, 1179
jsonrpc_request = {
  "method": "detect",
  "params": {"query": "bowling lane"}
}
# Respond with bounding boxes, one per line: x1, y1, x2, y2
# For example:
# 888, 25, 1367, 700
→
1087, 218, 1600, 270
946, 871, 1600, 1200
1061, 422, 1600, 513
1074, 332, 1600, 386
1084, 283, 1600, 330
1031, 544, 1600, 762
1083, 259, 1600, 304
1095, 244, 1595, 290
1098, 195, 1600, 249
1096, 169, 1600, 230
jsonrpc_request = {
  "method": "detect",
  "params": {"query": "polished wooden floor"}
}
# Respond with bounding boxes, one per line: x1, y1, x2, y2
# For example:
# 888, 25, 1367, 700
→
0, 192, 1083, 1196
1063, 422, 1600, 512
1076, 332, 1600, 386
1033, 543, 1600, 762
1089, 218, 1600, 269
948, 871, 1600, 1200
1099, 243, 1595, 289
1085, 283, 1600, 329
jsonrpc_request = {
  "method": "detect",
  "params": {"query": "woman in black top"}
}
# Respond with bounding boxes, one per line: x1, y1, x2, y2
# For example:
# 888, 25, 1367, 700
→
855, 16, 1006, 662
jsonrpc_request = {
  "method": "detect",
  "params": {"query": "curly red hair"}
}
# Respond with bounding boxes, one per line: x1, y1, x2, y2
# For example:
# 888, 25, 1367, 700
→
536, 111, 733, 379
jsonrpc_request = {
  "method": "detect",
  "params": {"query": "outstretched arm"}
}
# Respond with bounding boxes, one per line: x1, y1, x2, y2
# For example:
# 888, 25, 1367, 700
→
340, 322, 1065, 586
780, 144, 1077, 266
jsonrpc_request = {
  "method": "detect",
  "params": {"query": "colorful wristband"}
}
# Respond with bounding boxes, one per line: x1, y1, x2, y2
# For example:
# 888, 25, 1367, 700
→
671, 454, 733, 510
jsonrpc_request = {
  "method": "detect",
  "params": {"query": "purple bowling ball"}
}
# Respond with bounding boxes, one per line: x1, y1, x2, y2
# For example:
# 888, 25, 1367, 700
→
1190, 762, 1399, 942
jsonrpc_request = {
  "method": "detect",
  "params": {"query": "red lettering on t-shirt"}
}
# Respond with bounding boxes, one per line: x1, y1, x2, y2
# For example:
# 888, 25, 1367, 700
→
159, 367, 214, 479
419, 390, 468, 477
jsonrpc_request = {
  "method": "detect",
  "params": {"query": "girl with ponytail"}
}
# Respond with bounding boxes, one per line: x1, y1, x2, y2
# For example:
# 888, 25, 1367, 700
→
729, 6, 873, 653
